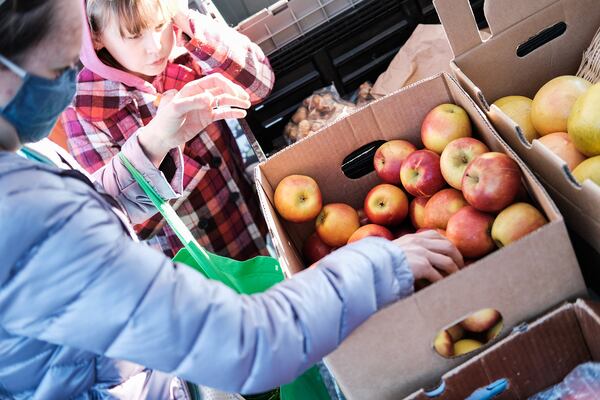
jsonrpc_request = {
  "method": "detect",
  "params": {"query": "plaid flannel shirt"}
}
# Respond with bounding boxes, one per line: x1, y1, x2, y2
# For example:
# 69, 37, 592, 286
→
63, 12, 274, 259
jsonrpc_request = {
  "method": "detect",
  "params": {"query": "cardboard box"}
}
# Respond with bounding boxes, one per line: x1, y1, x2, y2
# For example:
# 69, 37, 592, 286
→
254, 73, 586, 399
434, 0, 600, 254
406, 299, 600, 399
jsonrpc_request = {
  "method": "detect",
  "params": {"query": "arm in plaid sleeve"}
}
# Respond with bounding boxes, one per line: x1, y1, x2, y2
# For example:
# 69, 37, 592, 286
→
179, 10, 275, 104
61, 108, 184, 224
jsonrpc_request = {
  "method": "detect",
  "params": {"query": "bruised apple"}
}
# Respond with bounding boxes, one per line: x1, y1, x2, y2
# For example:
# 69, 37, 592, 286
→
400, 150, 446, 197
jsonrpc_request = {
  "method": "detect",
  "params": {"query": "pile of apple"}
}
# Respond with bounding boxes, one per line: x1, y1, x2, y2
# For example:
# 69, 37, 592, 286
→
273, 103, 548, 273
434, 308, 502, 358
493, 76, 600, 187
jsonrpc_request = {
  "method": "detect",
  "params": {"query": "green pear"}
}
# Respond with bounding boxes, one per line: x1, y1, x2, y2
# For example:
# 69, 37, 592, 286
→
568, 83, 600, 157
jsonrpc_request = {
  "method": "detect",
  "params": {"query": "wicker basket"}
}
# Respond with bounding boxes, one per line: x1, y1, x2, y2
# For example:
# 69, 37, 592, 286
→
577, 26, 600, 83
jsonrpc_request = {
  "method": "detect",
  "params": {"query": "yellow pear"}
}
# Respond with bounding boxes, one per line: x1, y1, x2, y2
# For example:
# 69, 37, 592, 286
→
572, 155, 600, 186
433, 330, 454, 358
531, 76, 591, 136
454, 339, 483, 356
487, 321, 503, 342
567, 82, 600, 157
493, 96, 539, 143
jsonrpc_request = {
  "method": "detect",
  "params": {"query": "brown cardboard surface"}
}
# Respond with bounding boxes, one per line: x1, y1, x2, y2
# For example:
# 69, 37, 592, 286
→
406, 299, 600, 399
371, 24, 455, 97
575, 299, 600, 362
434, 0, 600, 253
255, 73, 586, 399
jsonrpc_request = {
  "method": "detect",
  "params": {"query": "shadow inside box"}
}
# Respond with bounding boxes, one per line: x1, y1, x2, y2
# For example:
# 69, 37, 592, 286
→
568, 228, 600, 296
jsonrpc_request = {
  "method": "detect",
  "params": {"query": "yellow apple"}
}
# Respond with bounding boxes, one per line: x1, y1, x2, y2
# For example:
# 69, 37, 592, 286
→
531, 76, 591, 136
572, 155, 600, 187
434, 330, 454, 358
493, 95, 539, 142
460, 308, 501, 333
491, 203, 548, 247
567, 82, 600, 157
454, 339, 483, 356
274, 175, 322, 223
421, 103, 472, 154
487, 321, 503, 342
316, 203, 360, 247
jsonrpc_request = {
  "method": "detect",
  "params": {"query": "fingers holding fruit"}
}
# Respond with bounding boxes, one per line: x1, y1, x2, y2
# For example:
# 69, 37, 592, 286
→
396, 231, 462, 283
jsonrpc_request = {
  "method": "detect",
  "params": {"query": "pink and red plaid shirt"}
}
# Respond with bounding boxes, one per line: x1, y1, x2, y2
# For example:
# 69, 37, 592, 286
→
63, 12, 275, 260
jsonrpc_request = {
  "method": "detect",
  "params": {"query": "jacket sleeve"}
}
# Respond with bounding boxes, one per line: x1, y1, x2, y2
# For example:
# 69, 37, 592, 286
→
0, 179, 414, 394
61, 108, 184, 224
180, 10, 275, 104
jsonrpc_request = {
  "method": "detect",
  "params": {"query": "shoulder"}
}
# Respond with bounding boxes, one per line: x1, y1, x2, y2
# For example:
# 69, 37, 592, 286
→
73, 67, 136, 123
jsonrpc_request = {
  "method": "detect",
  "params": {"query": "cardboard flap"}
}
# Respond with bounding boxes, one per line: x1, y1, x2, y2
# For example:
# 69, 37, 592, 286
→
433, 0, 483, 57
575, 300, 600, 362
483, 0, 559, 36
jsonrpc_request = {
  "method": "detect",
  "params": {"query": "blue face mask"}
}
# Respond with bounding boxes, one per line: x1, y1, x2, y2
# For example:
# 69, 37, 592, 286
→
0, 53, 77, 144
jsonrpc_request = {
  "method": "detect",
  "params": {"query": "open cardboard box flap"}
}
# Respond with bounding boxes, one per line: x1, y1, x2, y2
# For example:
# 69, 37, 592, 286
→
407, 299, 600, 399
433, 0, 600, 253
255, 73, 586, 399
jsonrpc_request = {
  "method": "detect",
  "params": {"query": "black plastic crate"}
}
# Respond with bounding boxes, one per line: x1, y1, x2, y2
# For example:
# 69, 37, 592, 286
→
243, 0, 488, 156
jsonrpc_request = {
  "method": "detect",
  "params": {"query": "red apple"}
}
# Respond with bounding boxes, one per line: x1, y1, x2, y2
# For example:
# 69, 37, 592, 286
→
274, 174, 322, 223
316, 203, 360, 247
491, 202, 548, 247
400, 150, 446, 197
409, 197, 429, 230
302, 232, 334, 265
363, 184, 409, 226
440, 137, 490, 190
421, 103, 472, 154
347, 224, 394, 243
446, 206, 496, 258
423, 188, 468, 230
373, 140, 417, 184
462, 152, 522, 213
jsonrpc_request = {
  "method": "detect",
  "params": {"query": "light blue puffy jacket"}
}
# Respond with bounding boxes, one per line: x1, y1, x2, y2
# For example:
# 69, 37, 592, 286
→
0, 149, 414, 399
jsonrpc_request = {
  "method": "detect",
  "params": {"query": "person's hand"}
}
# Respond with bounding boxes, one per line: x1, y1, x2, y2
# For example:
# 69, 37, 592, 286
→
393, 230, 463, 283
138, 74, 251, 166
172, 0, 192, 35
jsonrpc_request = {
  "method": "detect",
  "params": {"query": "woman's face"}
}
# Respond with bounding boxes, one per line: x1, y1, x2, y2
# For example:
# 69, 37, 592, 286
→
0, 0, 82, 150
98, 12, 175, 81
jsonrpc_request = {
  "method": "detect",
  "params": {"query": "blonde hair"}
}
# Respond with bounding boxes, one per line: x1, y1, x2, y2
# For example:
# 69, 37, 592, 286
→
87, 0, 175, 38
